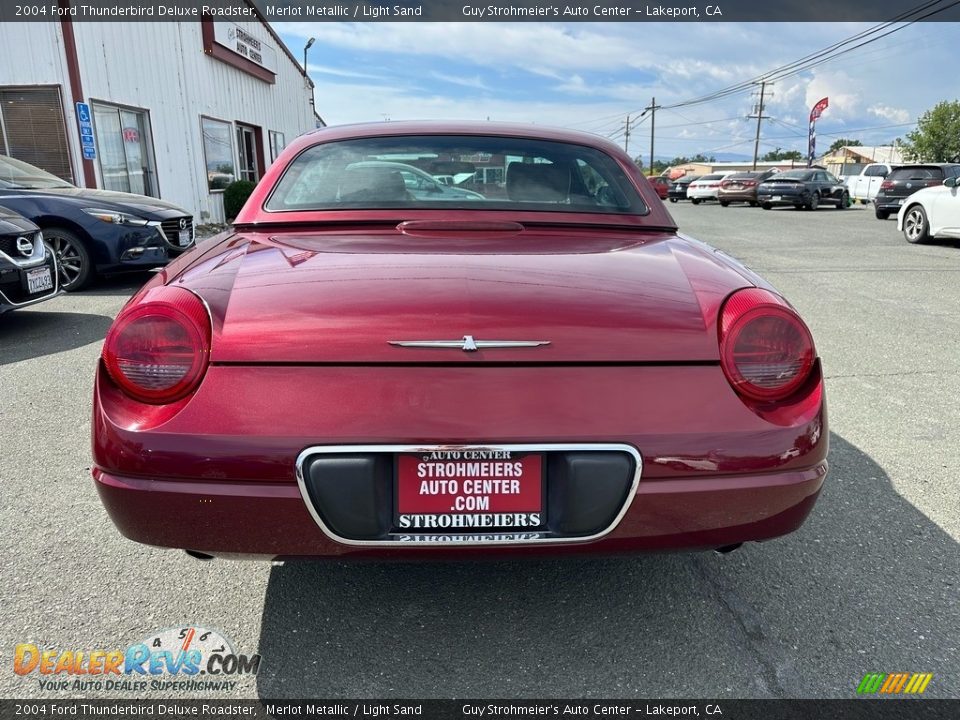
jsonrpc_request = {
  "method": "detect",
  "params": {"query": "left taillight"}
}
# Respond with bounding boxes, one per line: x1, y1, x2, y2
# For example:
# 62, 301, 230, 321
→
102, 288, 211, 404
718, 288, 816, 402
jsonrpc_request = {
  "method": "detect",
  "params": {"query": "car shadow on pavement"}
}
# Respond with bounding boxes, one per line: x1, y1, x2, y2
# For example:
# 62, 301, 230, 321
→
0, 310, 113, 365
254, 433, 958, 699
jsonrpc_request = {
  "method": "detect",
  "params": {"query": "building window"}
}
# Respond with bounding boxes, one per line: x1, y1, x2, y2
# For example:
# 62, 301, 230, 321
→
269, 130, 285, 163
201, 116, 236, 191
92, 103, 157, 197
0, 86, 74, 184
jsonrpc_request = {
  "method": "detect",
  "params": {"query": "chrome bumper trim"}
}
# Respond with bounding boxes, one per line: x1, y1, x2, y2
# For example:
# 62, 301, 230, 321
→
295, 443, 642, 547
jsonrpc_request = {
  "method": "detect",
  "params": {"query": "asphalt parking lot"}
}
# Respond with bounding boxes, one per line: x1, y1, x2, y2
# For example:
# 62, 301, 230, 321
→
1, 201, 957, 700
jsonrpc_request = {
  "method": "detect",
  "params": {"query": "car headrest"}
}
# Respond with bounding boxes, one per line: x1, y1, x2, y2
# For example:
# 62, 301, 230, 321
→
339, 166, 407, 202
506, 162, 571, 202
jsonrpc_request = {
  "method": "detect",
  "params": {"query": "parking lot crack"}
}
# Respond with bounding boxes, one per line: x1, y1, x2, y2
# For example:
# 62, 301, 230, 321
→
691, 556, 786, 698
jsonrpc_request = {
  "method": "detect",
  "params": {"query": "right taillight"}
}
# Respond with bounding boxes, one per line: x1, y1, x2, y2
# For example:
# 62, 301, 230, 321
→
718, 288, 816, 402
102, 287, 211, 404
880, 180, 894, 190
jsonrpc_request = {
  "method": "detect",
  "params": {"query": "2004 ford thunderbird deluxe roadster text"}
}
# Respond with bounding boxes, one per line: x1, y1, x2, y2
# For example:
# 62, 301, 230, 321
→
92, 122, 828, 559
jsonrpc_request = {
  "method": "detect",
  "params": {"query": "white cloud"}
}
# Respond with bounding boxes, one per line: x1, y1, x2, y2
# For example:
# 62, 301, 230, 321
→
868, 104, 911, 124
429, 72, 491, 91
804, 70, 860, 121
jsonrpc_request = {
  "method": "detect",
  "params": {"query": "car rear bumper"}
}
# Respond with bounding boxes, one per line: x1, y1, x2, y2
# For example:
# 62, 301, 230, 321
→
717, 190, 757, 203
93, 461, 826, 559
92, 363, 828, 559
874, 197, 910, 212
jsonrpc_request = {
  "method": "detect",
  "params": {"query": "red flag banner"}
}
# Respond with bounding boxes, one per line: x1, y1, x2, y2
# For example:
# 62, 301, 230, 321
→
810, 97, 829, 121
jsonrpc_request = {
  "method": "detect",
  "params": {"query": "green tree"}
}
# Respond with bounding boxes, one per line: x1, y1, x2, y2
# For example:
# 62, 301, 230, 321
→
762, 148, 803, 161
828, 138, 862, 154
902, 100, 960, 162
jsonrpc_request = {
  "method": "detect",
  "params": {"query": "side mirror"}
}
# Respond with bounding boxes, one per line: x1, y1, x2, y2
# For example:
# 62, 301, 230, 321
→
944, 176, 958, 188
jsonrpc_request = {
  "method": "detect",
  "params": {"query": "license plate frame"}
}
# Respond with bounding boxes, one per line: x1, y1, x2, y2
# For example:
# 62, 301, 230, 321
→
25, 266, 53, 294
178, 229, 192, 247
395, 450, 546, 532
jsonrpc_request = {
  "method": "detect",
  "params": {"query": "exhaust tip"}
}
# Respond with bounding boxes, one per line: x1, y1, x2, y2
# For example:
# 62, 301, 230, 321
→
184, 549, 215, 561
714, 543, 743, 555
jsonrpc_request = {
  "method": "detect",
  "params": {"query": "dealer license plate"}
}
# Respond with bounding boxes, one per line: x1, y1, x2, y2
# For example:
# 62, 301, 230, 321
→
772, 195, 782, 201
178, 230, 192, 247
396, 450, 543, 532
26, 266, 53, 294
898, 199, 905, 205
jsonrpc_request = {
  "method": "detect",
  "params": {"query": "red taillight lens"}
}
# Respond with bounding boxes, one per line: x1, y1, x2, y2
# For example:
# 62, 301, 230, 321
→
719, 288, 816, 402
743, 180, 757, 187
102, 288, 211, 404
880, 180, 894, 190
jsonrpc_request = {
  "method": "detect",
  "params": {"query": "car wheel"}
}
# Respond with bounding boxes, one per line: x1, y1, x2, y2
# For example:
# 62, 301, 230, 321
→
761, 203, 772, 210
794, 204, 804, 210
903, 205, 930, 244
806, 192, 820, 211
749, 201, 758, 207
669, 198, 678, 203
719, 201, 729, 207
44, 228, 92, 291
691, 198, 701, 205
836, 192, 849, 209
875, 209, 890, 220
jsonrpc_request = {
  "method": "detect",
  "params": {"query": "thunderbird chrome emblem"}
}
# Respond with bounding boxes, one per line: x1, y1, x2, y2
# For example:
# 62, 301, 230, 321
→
389, 335, 550, 352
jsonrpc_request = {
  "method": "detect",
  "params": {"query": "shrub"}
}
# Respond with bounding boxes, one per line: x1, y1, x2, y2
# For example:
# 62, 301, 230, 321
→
223, 180, 256, 220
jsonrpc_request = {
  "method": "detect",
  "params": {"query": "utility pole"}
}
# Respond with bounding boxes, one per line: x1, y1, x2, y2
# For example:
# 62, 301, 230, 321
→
750, 81, 771, 170
624, 115, 632, 154
646, 97, 660, 174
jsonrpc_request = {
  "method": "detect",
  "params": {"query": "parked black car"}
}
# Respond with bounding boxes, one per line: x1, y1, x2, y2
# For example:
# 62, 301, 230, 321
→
667, 175, 700, 203
0, 206, 61, 313
757, 169, 849, 210
0, 154, 195, 290
874, 163, 960, 220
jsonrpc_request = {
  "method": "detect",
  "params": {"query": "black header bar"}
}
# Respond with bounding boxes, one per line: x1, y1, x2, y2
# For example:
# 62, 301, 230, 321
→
2, 0, 960, 22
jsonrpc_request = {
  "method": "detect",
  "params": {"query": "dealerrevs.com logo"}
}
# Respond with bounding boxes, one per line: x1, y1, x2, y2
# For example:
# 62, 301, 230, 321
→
14, 626, 260, 693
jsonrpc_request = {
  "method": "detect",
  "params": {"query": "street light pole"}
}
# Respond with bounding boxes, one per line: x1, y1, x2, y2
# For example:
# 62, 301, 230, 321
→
303, 37, 315, 76
303, 38, 316, 113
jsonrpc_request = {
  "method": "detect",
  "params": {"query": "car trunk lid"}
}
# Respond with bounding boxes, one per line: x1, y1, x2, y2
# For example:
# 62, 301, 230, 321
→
181, 226, 747, 364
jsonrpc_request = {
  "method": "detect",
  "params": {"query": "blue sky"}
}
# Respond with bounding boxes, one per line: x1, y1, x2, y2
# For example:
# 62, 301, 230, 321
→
274, 21, 958, 160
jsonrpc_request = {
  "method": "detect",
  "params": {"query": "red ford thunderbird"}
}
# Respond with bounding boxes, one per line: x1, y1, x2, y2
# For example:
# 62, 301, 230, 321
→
92, 122, 827, 560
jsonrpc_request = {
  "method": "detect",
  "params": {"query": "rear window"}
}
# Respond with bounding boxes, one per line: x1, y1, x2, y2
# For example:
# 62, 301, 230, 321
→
697, 174, 725, 181
777, 170, 815, 180
266, 135, 647, 215
889, 166, 944, 180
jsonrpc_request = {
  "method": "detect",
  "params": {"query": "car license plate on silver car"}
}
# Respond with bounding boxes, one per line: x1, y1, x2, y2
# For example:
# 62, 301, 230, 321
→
178, 230, 192, 247
26, 266, 53, 294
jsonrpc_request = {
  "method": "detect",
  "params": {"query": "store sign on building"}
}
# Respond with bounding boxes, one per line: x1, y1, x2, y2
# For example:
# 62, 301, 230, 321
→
213, 21, 277, 73
75, 102, 97, 160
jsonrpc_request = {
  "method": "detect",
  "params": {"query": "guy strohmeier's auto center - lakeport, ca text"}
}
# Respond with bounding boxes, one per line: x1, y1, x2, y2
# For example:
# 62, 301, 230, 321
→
260, 4, 720, 19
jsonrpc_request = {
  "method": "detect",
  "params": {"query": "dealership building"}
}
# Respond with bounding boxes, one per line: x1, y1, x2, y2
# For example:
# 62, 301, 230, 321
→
0, 6, 320, 222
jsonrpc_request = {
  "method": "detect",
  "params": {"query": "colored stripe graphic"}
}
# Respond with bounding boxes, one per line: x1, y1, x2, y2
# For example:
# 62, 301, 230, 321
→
857, 673, 886, 694
858, 673, 932, 694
